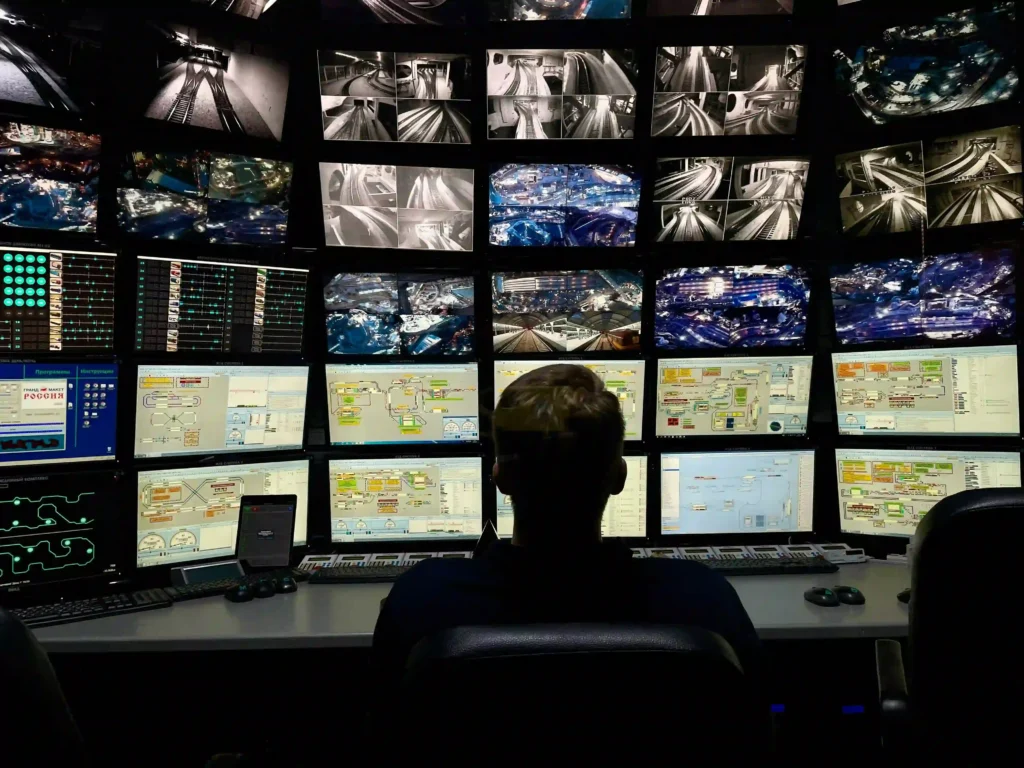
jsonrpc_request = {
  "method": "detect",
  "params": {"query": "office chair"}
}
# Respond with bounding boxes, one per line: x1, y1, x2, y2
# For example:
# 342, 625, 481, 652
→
875, 487, 1024, 760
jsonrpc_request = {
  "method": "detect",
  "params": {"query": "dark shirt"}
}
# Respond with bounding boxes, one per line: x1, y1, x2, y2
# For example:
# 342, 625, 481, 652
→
373, 541, 761, 682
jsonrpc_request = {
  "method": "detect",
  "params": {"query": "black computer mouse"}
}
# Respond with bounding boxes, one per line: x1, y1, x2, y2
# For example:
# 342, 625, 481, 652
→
253, 579, 276, 599
834, 585, 866, 605
225, 584, 253, 603
897, 588, 911, 604
804, 587, 840, 607
275, 575, 297, 594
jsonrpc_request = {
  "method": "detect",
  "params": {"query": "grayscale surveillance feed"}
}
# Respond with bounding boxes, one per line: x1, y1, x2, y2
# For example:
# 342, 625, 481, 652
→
321, 0, 467, 24
489, 1, 632, 20
186, 0, 288, 19
648, 1, 793, 16
837, 142, 927, 236
492, 270, 643, 353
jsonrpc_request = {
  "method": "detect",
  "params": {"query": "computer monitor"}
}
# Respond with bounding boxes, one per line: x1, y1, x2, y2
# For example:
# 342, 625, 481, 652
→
493, 360, 645, 440
490, 1, 631, 20
660, 450, 815, 535
649, 1, 793, 15
135, 256, 308, 354
0, 470, 121, 594
322, 0, 468, 24
836, 449, 1022, 538
0, 363, 117, 468
656, 356, 812, 437
136, 459, 309, 568
133, 365, 308, 460
328, 456, 483, 542
833, 345, 1019, 436
326, 363, 480, 445
497, 455, 648, 538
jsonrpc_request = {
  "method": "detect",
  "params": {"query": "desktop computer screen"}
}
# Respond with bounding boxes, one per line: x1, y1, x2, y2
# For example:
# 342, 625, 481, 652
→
836, 449, 1022, 537
656, 356, 812, 437
497, 455, 648, 538
833, 346, 1019, 436
134, 365, 308, 459
493, 360, 645, 440
0, 363, 117, 468
136, 459, 309, 568
661, 450, 815, 535
328, 457, 483, 542
326, 363, 480, 445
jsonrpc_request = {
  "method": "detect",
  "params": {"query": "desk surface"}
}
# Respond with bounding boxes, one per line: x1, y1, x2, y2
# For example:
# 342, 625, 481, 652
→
34, 561, 911, 653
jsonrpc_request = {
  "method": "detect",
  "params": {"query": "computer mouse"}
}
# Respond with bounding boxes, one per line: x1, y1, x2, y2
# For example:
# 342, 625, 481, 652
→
253, 579, 276, 599
225, 584, 253, 603
804, 587, 840, 607
834, 585, 866, 605
897, 588, 911, 605
275, 575, 297, 594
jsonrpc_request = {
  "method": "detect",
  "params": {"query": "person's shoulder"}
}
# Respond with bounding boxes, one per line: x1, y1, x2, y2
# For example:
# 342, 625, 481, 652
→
389, 557, 488, 596
631, 557, 740, 593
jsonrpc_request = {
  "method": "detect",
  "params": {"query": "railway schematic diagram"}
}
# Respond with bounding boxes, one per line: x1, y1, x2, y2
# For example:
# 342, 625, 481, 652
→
0, 492, 98, 584
835, 358, 950, 430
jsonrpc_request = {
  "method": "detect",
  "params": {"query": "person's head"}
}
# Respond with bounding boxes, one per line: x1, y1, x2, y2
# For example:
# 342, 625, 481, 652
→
493, 364, 627, 545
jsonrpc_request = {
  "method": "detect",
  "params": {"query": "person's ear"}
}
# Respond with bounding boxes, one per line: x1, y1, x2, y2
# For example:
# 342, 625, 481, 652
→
608, 457, 627, 496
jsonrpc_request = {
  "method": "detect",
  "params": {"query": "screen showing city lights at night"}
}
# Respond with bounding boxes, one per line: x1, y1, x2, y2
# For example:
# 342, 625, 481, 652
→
655, 265, 811, 350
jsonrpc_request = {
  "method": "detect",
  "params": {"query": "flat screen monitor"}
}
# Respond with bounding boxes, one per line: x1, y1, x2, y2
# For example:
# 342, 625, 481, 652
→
830, 248, 1016, 345
0, 363, 116, 468
492, 270, 643, 353
136, 459, 309, 568
833, 345, 1019, 437
486, 49, 637, 140
0, 470, 120, 593
835, 5, 1017, 126
326, 363, 480, 445
320, 163, 474, 250
181, 0, 288, 19
836, 449, 1021, 538
133, 365, 308, 460
319, 50, 471, 144
649, 1, 793, 15
655, 265, 811, 350
1, 248, 115, 352
653, 46, 804, 138
656, 356, 812, 437
652, 156, 810, 242
136, 256, 308, 354
324, 271, 475, 355
321, 0, 468, 24
328, 456, 483, 542
661, 450, 815, 535
498, 455, 648, 538
494, 360, 645, 440
490, 1, 631, 20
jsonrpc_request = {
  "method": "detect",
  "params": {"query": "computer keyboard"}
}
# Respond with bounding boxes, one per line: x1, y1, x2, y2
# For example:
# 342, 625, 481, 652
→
10, 589, 172, 628
162, 568, 306, 602
309, 565, 412, 584
701, 556, 839, 576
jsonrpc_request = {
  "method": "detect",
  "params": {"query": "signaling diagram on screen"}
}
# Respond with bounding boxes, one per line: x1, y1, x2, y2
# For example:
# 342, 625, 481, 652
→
0, 492, 97, 586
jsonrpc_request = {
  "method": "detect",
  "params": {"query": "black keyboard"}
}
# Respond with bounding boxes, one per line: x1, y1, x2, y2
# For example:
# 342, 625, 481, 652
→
700, 556, 839, 576
10, 589, 171, 628
162, 568, 307, 602
309, 565, 412, 584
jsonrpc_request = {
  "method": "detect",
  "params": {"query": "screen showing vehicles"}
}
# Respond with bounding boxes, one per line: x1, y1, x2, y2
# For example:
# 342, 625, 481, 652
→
661, 450, 816, 535
490, 1, 632, 20
836, 449, 1021, 537
656, 356, 812, 437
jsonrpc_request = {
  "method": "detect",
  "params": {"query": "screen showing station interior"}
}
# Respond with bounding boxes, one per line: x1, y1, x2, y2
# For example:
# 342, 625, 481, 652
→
655, 265, 811, 350
0, 363, 117, 468
134, 365, 309, 460
136, 256, 307, 354
836, 126, 1023, 236
656, 356, 812, 438
649, 1, 793, 15
661, 450, 815, 535
1, 249, 115, 353
326, 363, 480, 445
489, 163, 641, 247
492, 270, 643, 353
320, 163, 474, 250
494, 360, 645, 440
498, 455, 647, 538
486, 49, 637, 140
321, 0, 469, 24
836, 449, 1021, 538
328, 457, 483, 542
833, 346, 1019, 437
490, 1, 632, 20
829, 248, 1016, 345
136, 459, 309, 568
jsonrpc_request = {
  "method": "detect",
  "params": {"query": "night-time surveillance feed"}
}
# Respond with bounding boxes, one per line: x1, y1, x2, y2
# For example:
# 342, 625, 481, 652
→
320, 163, 474, 250
837, 126, 1023, 235
118, 151, 292, 246
829, 248, 1016, 346
649, 1, 793, 15
489, 164, 641, 246
834, 4, 1018, 126
653, 46, 804, 137
0, 123, 100, 233
324, 272, 475, 356
319, 51, 472, 143
184, 0, 289, 19
492, 270, 643, 353
0, 7, 101, 116
486, 49, 638, 140
653, 156, 809, 242
656, 266, 811, 350
489, 1, 632, 21
321, 0, 468, 24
